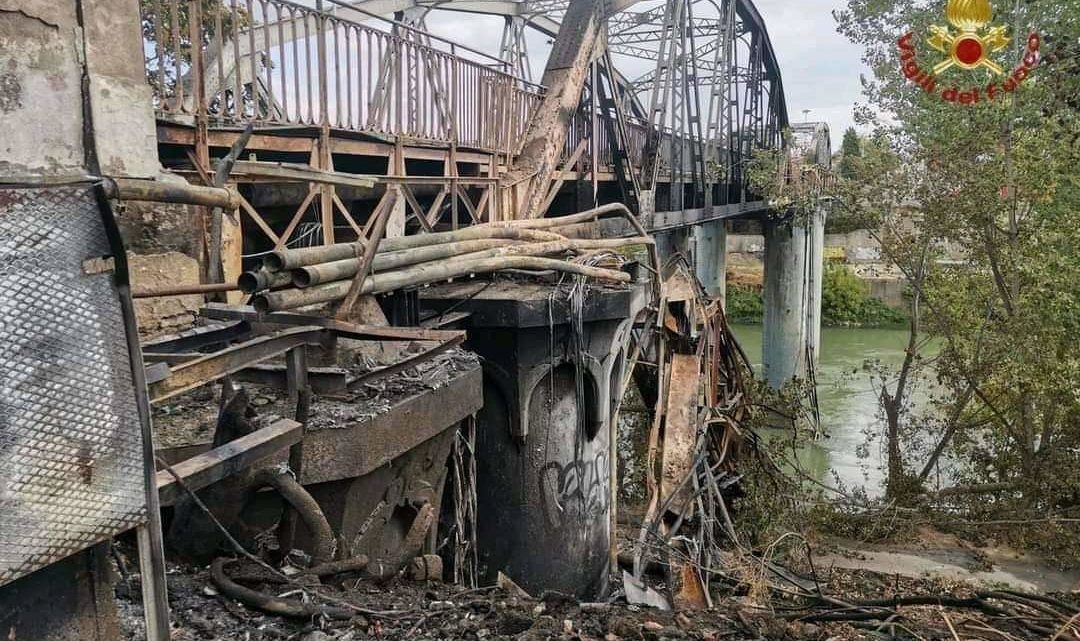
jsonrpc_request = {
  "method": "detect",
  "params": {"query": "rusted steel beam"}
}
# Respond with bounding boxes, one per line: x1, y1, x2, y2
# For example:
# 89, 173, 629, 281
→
143, 353, 204, 365
148, 327, 333, 404
502, 0, 607, 219
201, 303, 465, 344
661, 353, 701, 516
156, 419, 302, 507
132, 282, 240, 298
300, 364, 482, 485
336, 188, 399, 318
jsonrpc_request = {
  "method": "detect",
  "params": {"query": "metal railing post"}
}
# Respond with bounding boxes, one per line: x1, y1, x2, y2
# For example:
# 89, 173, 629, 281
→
315, 0, 335, 245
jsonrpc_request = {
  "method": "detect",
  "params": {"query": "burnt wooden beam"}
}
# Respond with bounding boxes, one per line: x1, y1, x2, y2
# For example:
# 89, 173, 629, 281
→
201, 303, 465, 344
156, 418, 302, 507
148, 327, 333, 404
231, 364, 348, 395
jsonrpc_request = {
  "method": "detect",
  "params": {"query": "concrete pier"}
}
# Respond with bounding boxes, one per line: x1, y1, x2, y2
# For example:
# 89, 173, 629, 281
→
654, 228, 693, 273
694, 220, 728, 304
421, 281, 644, 598
762, 207, 825, 388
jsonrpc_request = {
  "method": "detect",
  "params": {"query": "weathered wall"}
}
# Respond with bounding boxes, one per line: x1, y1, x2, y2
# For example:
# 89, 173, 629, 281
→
129, 251, 204, 337
0, 544, 121, 641
0, 1, 204, 332
0, 0, 158, 177
80, 0, 160, 177
0, 2, 86, 176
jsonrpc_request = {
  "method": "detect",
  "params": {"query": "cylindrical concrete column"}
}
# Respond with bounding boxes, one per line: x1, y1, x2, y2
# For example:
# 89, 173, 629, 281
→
654, 228, 692, 275
694, 221, 727, 305
762, 217, 809, 388
806, 206, 827, 367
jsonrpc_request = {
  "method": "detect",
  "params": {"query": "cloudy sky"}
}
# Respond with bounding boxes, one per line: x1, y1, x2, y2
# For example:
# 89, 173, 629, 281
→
422, 0, 868, 146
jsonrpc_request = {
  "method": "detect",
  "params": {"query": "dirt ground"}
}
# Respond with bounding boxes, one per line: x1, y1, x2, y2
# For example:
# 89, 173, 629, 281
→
114, 544, 1080, 641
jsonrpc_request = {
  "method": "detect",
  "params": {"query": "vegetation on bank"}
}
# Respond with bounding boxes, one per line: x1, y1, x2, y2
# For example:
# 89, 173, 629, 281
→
732, 0, 1079, 568
725, 264, 906, 327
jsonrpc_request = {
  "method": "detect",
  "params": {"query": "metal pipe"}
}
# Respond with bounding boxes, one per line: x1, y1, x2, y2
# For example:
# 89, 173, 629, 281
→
268, 227, 564, 272
254, 256, 631, 312
292, 238, 519, 287
376, 227, 563, 253
293, 237, 652, 288
264, 240, 364, 272
102, 177, 240, 210
238, 268, 294, 293
132, 282, 239, 298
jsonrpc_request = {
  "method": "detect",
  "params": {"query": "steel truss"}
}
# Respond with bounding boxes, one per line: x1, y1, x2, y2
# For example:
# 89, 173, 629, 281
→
145, 0, 798, 225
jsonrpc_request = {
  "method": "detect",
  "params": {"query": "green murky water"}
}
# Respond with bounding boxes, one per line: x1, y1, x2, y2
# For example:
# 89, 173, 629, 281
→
731, 325, 935, 496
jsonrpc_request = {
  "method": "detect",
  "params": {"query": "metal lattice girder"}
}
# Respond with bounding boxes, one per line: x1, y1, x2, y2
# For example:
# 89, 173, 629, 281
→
499, 15, 533, 83
0, 185, 147, 587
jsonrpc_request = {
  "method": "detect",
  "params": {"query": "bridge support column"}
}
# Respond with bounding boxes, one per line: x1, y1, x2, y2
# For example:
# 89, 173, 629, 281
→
807, 205, 827, 364
420, 281, 644, 599
762, 206, 825, 388
694, 221, 727, 305
654, 228, 693, 273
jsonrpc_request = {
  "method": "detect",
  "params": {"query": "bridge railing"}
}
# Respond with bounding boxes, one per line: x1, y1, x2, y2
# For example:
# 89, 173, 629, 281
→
143, 0, 544, 152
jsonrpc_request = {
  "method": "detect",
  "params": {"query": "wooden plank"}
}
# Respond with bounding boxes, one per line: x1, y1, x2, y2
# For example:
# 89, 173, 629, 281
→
238, 195, 281, 244
401, 184, 434, 233
156, 419, 302, 507
232, 364, 348, 395
231, 160, 377, 189
660, 353, 700, 516
201, 303, 465, 343
301, 365, 482, 484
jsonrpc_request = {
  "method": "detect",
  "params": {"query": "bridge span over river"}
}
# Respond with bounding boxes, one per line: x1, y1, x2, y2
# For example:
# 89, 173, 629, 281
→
146, 0, 831, 383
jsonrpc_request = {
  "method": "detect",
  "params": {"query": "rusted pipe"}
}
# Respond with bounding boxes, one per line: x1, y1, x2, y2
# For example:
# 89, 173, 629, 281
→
292, 238, 520, 287
102, 177, 240, 210
264, 241, 365, 272
132, 282, 239, 298
372, 227, 564, 253
305, 555, 370, 577
254, 256, 631, 312
210, 558, 353, 620
238, 268, 294, 294
293, 237, 651, 288
495, 202, 633, 230
252, 468, 334, 565
267, 227, 564, 272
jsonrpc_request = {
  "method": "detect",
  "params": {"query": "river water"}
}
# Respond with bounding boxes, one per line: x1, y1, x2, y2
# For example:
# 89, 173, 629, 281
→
731, 324, 930, 496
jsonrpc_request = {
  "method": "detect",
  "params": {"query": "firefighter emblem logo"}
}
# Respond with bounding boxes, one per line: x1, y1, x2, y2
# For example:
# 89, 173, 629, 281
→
927, 0, 1010, 75
896, 0, 1041, 105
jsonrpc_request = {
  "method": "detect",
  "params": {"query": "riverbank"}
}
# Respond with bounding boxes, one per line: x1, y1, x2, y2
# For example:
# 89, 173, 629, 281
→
726, 264, 907, 327
724, 230, 909, 328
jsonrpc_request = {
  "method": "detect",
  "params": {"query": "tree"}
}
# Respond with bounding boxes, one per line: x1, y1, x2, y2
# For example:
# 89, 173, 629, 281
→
838, 127, 861, 179
833, 0, 1080, 529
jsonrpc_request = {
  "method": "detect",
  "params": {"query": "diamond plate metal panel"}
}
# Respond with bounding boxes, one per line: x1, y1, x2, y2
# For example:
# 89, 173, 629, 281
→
0, 185, 147, 587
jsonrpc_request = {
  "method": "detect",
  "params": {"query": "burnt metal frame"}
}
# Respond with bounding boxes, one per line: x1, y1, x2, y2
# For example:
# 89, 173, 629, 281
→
145, 0, 795, 237
147, 326, 335, 403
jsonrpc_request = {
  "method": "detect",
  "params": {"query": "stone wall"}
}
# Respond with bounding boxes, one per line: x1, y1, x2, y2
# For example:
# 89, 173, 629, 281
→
129, 251, 204, 338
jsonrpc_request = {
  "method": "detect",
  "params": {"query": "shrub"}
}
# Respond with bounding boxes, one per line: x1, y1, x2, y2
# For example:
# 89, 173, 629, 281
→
726, 285, 764, 323
821, 264, 906, 327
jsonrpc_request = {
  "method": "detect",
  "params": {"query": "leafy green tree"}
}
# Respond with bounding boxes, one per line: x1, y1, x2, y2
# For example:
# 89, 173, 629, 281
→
838, 127, 862, 179
833, 0, 1080, 530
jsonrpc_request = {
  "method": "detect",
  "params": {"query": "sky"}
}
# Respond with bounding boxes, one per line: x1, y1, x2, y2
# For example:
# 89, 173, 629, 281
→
421, 0, 869, 148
